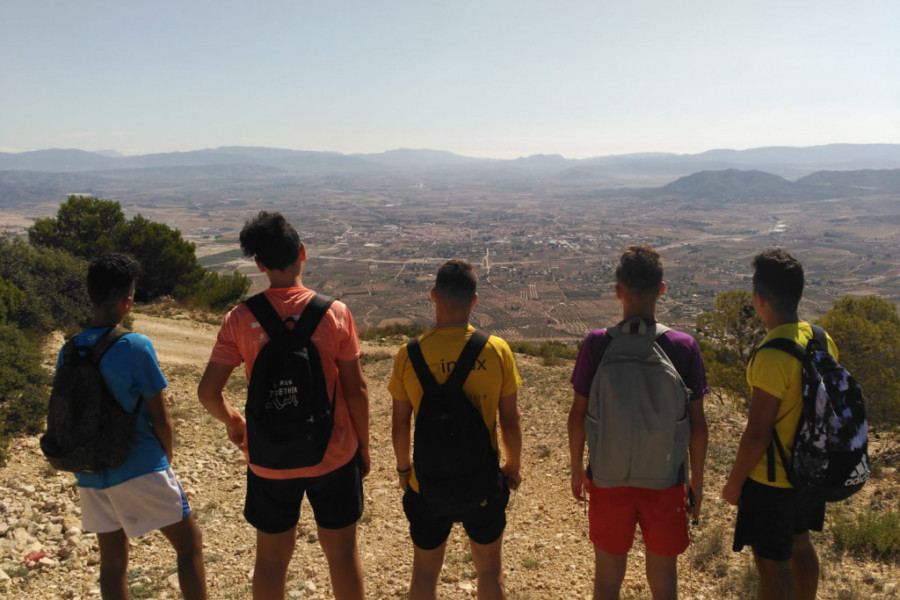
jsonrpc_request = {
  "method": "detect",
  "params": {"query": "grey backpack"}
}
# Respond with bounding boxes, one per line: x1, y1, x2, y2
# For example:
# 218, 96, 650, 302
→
586, 318, 691, 489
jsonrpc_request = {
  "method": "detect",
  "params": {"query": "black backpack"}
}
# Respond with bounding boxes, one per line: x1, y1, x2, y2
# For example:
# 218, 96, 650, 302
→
41, 327, 141, 474
244, 292, 335, 470
408, 330, 504, 516
756, 324, 869, 502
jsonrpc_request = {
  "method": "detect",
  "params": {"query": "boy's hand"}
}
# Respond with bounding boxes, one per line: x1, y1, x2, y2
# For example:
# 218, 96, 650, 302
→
571, 465, 586, 501
687, 484, 702, 523
722, 479, 741, 506
226, 415, 246, 451
397, 467, 411, 491
502, 464, 522, 490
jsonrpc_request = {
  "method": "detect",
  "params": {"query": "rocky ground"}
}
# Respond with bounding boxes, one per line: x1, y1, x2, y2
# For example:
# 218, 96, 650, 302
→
1, 308, 897, 599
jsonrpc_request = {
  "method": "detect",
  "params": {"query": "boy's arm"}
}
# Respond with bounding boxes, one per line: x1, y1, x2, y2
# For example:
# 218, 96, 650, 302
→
498, 392, 522, 490
197, 362, 246, 450
567, 392, 588, 501
391, 398, 413, 490
722, 387, 781, 505
687, 398, 709, 521
337, 357, 370, 477
145, 390, 174, 464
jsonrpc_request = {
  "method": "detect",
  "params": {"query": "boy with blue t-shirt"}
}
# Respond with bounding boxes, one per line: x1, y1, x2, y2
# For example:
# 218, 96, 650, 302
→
63, 253, 206, 600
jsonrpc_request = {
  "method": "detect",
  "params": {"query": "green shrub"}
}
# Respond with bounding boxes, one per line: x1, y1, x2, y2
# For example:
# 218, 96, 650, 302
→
359, 323, 428, 341
0, 237, 90, 334
0, 324, 50, 463
508, 340, 579, 365
183, 270, 250, 311
831, 507, 900, 560
816, 296, 900, 427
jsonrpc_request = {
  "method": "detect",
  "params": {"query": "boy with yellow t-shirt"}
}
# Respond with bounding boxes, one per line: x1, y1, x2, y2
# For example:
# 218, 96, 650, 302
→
723, 248, 837, 600
389, 259, 522, 600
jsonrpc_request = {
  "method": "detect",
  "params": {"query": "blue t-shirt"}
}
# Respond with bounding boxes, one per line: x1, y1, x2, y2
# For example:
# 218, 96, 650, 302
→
56, 327, 170, 489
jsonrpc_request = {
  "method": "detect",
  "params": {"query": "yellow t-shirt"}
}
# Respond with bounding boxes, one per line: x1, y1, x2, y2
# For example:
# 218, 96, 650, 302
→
746, 322, 838, 487
388, 325, 522, 492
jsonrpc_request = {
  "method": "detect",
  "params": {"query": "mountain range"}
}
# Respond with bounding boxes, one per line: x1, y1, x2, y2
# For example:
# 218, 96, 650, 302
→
1, 144, 898, 208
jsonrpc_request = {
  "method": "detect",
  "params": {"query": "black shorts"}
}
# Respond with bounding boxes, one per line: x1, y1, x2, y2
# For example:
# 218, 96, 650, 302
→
732, 478, 826, 561
402, 486, 509, 550
244, 452, 364, 534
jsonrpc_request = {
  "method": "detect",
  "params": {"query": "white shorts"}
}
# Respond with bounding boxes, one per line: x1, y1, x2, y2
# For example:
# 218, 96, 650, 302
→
79, 468, 191, 538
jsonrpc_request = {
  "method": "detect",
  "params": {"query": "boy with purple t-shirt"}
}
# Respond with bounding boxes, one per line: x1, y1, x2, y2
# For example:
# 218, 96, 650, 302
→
567, 245, 709, 600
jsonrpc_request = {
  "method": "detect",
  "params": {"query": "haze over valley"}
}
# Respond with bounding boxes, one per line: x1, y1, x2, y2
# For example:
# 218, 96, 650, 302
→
2, 143, 898, 340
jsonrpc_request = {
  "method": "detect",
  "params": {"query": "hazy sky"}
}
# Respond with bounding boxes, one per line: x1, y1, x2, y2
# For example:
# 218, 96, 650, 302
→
2, 0, 898, 158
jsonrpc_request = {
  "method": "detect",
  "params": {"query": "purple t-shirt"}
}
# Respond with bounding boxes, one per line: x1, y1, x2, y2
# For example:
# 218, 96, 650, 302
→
571, 319, 709, 402
571, 319, 708, 486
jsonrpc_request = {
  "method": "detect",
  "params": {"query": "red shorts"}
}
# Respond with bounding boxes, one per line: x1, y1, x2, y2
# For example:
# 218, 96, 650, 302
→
587, 480, 689, 556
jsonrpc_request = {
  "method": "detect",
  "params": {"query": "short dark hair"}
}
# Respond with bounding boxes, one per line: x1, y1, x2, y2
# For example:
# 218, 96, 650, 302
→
239, 211, 301, 271
752, 248, 804, 315
615, 245, 663, 296
434, 259, 477, 307
87, 253, 140, 307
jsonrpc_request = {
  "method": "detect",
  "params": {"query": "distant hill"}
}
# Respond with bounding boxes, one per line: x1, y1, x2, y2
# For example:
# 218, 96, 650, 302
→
656, 167, 900, 203
798, 168, 900, 193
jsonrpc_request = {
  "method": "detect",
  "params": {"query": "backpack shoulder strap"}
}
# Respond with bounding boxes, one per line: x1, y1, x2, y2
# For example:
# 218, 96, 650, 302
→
753, 336, 806, 363
406, 330, 490, 393
809, 324, 829, 351
755, 333, 806, 483
92, 326, 130, 361
406, 337, 437, 392
445, 330, 490, 389
294, 294, 335, 342
245, 293, 289, 339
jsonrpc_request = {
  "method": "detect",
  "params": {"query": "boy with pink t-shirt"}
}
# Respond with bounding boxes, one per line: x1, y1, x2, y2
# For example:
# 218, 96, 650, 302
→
198, 211, 369, 600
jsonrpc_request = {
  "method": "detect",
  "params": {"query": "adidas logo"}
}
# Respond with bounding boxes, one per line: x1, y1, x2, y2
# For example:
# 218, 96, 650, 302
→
844, 457, 870, 487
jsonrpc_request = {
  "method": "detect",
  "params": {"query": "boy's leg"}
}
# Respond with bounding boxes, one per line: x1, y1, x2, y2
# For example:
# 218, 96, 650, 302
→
409, 541, 448, 600
97, 529, 129, 600
253, 526, 297, 600
159, 514, 207, 600
469, 536, 506, 600
753, 555, 794, 600
644, 549, 677, 600
318, 523, 366, 600
593, 547, 627, 600
637, 486, 688, 600
791, 533, 819, 600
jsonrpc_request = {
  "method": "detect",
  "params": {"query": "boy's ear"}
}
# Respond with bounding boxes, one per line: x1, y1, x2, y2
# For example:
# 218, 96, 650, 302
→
658, 281, 666, 297
299, 243, 307, 262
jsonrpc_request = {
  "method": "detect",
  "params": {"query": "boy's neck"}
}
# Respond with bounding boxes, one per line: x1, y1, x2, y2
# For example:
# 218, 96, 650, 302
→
765, 312, 800, 331
88, 309, 123, 329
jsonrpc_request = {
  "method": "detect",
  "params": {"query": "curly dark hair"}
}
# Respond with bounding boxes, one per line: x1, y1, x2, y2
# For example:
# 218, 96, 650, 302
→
87, 253, 141, 307
752, 248, 804, 315
615, 245, 663, 296
239, 211, 301, 271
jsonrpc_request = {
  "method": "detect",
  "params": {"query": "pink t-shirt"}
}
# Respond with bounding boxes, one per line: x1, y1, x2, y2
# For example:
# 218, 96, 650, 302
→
209, 287, 361, 479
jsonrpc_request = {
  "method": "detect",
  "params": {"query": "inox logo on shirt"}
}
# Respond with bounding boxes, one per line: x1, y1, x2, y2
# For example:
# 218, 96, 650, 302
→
440, 358, 487, 372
